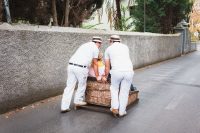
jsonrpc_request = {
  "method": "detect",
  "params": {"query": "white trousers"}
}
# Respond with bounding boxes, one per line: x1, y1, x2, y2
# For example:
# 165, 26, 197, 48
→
110, 70, 134, 115
61, 65, 88, 110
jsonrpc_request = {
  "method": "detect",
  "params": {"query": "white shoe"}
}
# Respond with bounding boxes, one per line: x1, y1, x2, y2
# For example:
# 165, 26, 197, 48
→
119, 111, 127, 117
74, 101, 87, 106
61, 108, 71, 113
119, 113, 127, 117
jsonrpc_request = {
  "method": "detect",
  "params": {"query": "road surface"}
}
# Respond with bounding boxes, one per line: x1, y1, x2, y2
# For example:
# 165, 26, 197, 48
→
1, 47, 200, 133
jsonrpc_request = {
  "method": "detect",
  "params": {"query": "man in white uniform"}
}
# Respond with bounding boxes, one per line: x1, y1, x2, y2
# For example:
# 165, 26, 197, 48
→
103, 35, 134, 117
61, 36, 102, 113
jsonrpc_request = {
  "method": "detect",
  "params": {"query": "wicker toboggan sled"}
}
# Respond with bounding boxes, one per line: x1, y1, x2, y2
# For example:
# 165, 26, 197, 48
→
74, 78, 139, 112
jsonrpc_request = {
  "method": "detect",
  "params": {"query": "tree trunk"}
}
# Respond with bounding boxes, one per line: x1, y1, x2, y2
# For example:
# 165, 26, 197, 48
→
3, 0, 11, 23
52, 0, 58, 26
0, 0, 2, 22
63, 0, 70, 27
161, 6, 173, 34
115, 0, 122, 30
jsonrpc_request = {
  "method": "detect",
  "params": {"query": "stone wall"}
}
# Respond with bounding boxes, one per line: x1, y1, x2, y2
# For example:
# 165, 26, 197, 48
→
0, 24, 181, 113
191, 42, 198, 52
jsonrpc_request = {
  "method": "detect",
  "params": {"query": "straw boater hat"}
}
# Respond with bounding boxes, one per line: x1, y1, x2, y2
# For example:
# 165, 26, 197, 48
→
108, 35, 121, 42
92, 36, 102, 43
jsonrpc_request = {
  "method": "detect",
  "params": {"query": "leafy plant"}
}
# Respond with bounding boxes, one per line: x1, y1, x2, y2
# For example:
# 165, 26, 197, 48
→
131, 0, 193, 34
81, 23, 103, 29
120, 6, 135, 31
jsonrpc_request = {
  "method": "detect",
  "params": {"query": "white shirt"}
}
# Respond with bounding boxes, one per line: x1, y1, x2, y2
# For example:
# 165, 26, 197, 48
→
69, 42, 99, 67
104, 42, 133, 72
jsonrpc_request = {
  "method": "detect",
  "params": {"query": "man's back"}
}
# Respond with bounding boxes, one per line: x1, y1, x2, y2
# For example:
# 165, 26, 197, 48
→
105, 42, 133, 71
69, 42, 99, 66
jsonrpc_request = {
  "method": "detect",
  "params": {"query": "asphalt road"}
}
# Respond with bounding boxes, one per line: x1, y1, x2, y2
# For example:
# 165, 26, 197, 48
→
1, 48, 200, 133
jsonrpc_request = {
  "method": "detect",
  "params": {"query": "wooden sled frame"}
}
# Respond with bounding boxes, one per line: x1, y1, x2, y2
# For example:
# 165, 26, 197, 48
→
74, 90, 139, 115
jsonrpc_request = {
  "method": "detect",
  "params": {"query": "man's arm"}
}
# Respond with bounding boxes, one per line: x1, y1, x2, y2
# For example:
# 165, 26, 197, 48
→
102, 59, 110, 82
92, 58, 101, 81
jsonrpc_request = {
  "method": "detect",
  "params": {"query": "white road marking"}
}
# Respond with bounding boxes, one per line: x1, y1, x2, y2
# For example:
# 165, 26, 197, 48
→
165, 94, 185, 110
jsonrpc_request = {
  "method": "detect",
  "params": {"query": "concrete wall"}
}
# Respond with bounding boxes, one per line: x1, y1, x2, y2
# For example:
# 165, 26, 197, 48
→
0, 24, 181, 113
174, 27, 197, 54
191, 42, 198, 52
197, 43, 200, 51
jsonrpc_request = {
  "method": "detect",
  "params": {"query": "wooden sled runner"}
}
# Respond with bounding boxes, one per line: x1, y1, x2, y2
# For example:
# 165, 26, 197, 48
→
74, 79, 139, 113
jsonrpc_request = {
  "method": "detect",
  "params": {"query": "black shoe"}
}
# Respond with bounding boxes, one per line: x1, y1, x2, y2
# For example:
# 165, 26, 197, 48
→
61, 109, 71, 113
130, 86, 137, 91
